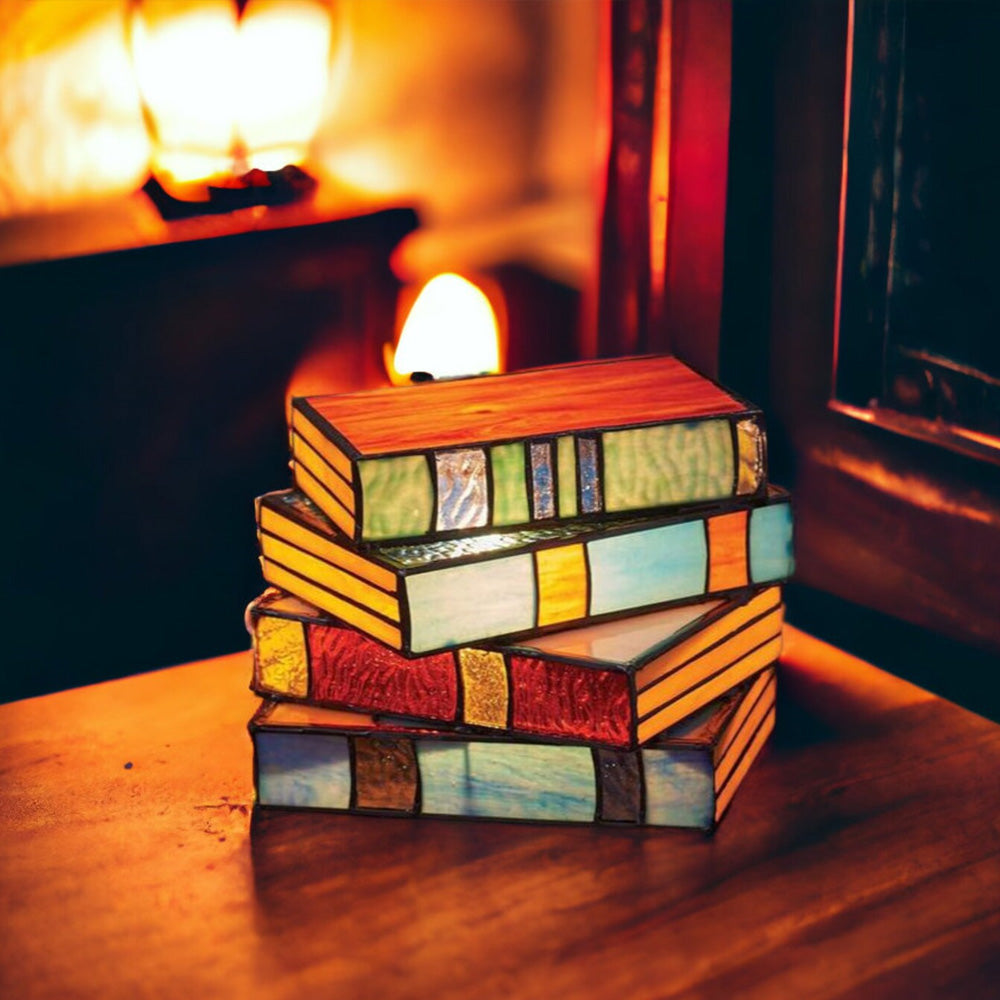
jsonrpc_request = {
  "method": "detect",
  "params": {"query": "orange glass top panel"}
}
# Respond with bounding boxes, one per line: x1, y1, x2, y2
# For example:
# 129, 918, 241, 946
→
298, 355, 747, 455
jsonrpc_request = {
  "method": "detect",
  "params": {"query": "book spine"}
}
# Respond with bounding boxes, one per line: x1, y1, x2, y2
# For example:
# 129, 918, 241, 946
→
402, 497, 793, 654
253, 729, 714, 828
341, 412, 767, 543
251, 668, 777, 829
250, 613, 636, 748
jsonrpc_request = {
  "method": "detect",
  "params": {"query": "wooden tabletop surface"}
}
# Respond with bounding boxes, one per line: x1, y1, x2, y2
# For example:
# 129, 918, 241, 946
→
1, 627, 998, 999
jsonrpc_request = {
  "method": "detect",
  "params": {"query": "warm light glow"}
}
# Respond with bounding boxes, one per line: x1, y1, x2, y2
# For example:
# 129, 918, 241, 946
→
0, 3, 150, 217
386, 274, 502, 384
235, 1, 333, 167
130, 0, 334, 197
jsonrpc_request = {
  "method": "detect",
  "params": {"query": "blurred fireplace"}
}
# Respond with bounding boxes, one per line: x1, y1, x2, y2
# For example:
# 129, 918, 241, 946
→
0, 0, 602, 700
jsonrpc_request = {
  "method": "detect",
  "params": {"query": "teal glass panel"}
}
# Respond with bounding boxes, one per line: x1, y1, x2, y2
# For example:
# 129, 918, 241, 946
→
602, 419, 735, 512
359, 455, 434, 541
490, 442, 530, 527
435, 448, 488, 532
587, 520, 708, 616
749, 502, 795, 583
256, 731, 351, 809
405, 554, 536, 652
417, 740, 596, 821
641, 747, 714, 828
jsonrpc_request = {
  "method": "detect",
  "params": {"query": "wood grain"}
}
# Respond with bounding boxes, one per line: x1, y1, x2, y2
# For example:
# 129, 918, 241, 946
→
300, 356, 746, 455
0, 632, 998, 999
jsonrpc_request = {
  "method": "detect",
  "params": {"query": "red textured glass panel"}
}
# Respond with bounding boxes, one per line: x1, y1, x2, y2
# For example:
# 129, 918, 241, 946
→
509, 656, 631, 747
308, 626, 458, 721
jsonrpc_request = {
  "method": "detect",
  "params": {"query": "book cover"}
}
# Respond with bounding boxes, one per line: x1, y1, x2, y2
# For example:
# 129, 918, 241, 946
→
290, 355, 767, 543
247, 585, 783, 749
250, 668, 777, 830
255, 486, 794, 655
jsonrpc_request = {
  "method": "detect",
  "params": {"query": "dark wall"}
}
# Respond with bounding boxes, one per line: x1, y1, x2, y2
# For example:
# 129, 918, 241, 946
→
1, 211, 414, 702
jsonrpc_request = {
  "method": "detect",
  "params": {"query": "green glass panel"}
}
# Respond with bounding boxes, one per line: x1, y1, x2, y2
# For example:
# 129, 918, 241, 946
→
602, 419, 735, 512
556, 435, 578, 518
359, 455, 434, 541
489, 442, 530, 527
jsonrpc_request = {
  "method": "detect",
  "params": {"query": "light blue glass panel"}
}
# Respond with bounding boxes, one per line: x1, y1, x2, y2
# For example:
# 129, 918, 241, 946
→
749, 502, 795, 583
417, 740, 596, 821
587, 520, 708, 616
405, 554, 536, 652
641, 747, 714, 828
256, 732, 351, 809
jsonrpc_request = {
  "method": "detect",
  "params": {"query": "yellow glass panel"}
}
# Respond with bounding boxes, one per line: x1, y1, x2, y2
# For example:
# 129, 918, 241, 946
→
635, 587, 780, 692
715, 668, 776, 768
458, 649, 508, 728
292, 409, 354, 481
260, 535, 400, 622
715, 710, 774, 821
293, 431, 356, 512
258, 505, 397, 592
736, 418, 764, 495
556, 435, 578, 518
261, 560, 402, 650
293, 462, 355, 537
636, 633, 781, 743
255, 615, 308, 698
636, 610, 782, 717
715, 674, 777, 817
707, 510, 749, 592
535, 544, 588, 627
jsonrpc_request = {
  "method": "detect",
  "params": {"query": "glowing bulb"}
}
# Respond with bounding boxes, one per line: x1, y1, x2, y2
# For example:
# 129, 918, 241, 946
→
387, 273, 501, 383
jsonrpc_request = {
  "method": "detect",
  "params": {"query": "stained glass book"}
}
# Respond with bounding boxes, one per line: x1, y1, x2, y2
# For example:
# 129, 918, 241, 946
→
251, 668, 776, 830
256, 486, 793, 655
248, 585, 783, 749
289, 355, 767, 543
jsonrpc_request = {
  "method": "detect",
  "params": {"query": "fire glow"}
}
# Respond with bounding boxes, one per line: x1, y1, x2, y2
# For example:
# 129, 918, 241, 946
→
130, 0, 334, 198
386, 273, 503, 384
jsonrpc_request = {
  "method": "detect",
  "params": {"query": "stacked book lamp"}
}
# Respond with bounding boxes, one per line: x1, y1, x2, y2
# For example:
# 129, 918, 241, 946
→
248, 355, 794, 830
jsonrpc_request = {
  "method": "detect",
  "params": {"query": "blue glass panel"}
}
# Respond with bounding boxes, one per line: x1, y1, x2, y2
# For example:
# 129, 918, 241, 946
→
529, 441, 555, 520
587, 520, 708, 616
749, 502, 795, 583
417, 740, 596, 821
256, 731, 351, 809
641, 747, 714, 828
577, 436, 602, 514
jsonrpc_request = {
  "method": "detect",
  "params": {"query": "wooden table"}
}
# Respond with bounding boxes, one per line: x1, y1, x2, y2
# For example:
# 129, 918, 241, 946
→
1, 628, 998, 999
